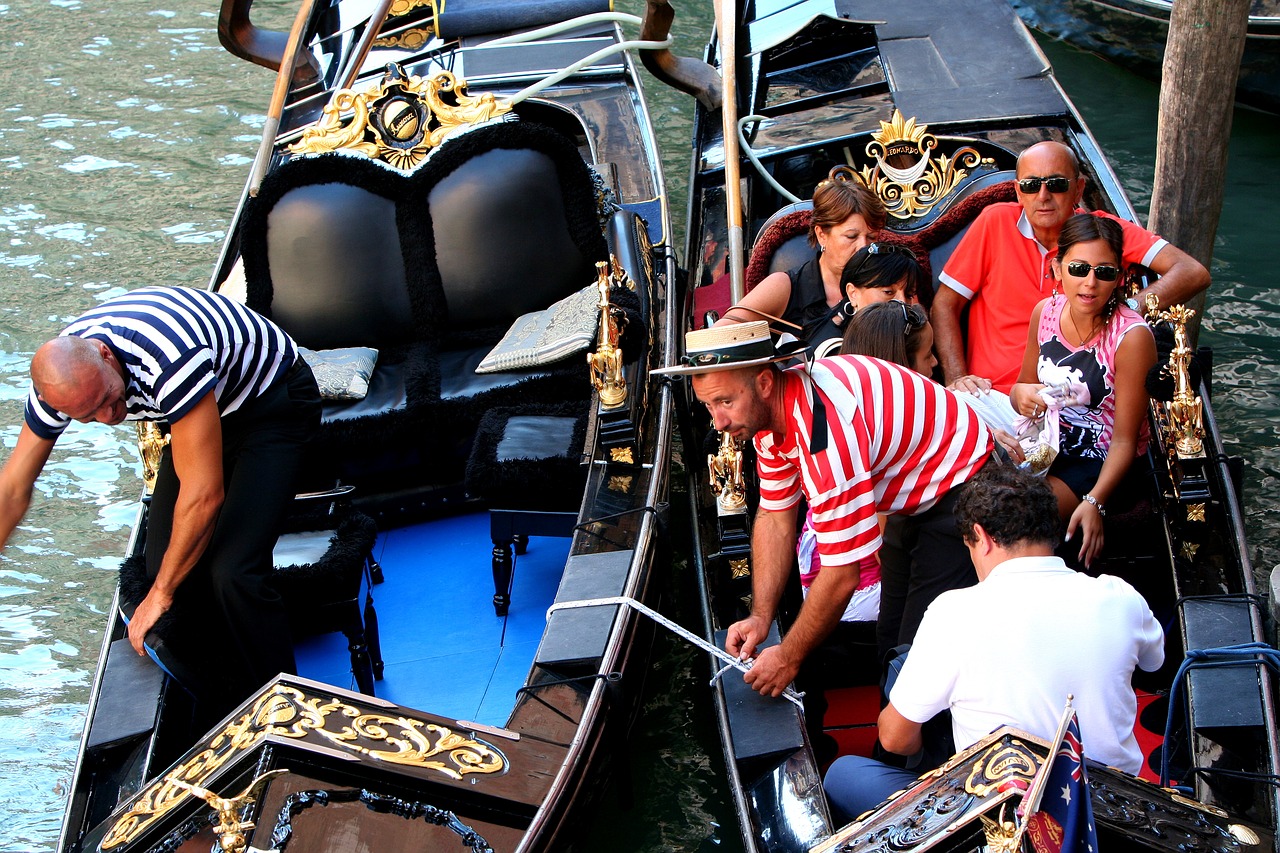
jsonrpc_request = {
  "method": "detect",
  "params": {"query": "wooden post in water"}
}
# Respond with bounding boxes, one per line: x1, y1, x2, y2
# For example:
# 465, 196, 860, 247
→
1149, 0, 1250, 343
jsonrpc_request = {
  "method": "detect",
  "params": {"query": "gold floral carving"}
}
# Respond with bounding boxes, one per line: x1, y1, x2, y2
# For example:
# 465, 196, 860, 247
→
289, 65, 510, 171
609, 447, 635, 464
729, 558, 750, 580
101, 684, 506, 849
857, 110, 984, 221
373, 26, 436, 51
389, 0, 434, 17
1186, 503, 1206, 523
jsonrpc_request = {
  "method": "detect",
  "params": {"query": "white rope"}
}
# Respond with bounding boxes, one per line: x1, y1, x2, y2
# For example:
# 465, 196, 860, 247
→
545, 595, 805, 709
479, 12, 643, 47
738, 114, 802, 204
502, 36, 674, 107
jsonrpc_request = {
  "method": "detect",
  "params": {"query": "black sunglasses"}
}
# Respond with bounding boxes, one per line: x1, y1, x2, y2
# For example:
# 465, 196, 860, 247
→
1017, 176, 1074, 194
888, 300, 927, 337
847, 242, 916, 282
1064, 260, 1121, 282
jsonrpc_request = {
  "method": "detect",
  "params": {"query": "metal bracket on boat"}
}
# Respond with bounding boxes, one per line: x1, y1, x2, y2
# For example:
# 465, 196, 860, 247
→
545, 595, 805, 709
168, 769, 287, 853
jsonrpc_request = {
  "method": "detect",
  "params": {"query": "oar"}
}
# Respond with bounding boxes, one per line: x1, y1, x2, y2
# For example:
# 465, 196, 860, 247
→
715, 0, 746, 304
248, 0, 318, 196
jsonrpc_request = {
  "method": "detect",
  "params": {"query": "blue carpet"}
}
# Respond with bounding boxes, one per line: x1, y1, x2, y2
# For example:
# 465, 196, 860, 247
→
294, 511, 569, 727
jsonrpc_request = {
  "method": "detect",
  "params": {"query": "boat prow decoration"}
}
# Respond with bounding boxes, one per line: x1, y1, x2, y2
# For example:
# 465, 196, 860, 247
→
91, 676, 531, 852
812, 726, 1272, 853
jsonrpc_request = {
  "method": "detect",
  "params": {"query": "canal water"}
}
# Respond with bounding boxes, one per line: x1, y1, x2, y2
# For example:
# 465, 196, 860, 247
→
0, 0, 1275, 848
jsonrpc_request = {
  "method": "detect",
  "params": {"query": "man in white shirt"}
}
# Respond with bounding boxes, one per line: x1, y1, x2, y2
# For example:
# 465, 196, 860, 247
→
824, 464, 1164, 823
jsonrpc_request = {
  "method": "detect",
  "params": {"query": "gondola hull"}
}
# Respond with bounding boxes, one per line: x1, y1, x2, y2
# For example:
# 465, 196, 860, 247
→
56, 2, 678, 851
667, 0, 1280, 849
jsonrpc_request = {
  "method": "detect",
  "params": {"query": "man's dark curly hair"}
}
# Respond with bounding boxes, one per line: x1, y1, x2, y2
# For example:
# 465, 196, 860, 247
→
955, 465, 1061, 548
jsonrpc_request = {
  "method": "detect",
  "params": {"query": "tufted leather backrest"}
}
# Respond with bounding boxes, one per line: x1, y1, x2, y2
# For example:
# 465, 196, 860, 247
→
428, 147, 590, 329
240, 120, 605, 347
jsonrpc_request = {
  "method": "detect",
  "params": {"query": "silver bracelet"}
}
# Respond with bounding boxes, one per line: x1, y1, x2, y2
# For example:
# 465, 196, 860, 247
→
1081, 493, 1106, 516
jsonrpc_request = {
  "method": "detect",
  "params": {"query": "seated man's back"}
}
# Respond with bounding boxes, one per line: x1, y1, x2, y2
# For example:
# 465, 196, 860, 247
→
823, 465, 1164, 823
891, 558, 1163, 772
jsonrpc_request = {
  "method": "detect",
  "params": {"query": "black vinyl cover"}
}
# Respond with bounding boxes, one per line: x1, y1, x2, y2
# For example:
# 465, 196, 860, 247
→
439, 0, 610, 40
834, 0, 1068, 124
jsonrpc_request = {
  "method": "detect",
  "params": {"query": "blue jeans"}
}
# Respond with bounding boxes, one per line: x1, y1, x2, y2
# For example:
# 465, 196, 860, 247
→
824, 755, 921, 825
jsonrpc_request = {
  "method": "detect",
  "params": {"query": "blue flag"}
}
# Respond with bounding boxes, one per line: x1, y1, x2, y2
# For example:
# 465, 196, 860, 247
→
1024, 712, 1099, 853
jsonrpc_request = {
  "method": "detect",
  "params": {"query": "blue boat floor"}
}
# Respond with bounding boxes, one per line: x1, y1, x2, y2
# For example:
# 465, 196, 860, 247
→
293, 511, 568, 728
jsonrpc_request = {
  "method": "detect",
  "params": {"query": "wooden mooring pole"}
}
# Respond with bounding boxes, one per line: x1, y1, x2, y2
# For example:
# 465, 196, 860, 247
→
1149, 0, 1251, 344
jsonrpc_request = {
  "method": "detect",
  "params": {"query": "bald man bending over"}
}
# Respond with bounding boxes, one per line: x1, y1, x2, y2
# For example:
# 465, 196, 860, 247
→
0, 286, 320, 717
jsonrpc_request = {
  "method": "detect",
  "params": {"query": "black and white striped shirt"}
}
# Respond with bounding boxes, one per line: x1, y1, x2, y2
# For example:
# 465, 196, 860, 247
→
25, 286, 298, 439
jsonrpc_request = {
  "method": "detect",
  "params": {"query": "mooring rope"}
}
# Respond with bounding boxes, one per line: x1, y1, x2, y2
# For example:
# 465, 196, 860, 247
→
546, 595, 805, 709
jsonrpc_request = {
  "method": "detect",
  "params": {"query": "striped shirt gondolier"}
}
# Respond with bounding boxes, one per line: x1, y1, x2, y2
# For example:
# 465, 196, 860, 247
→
755, 355, 992, 570
25, 286, 298, 440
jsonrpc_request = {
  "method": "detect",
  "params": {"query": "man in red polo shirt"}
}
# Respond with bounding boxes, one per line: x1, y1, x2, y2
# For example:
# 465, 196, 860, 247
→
932, 140, 1209, 394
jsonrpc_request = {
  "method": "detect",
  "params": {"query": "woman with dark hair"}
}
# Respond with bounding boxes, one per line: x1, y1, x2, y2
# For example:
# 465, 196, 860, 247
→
1010, 213, 1156, 567
717, 166, 887, 344
838, 299, 934, 375
809, 241, 924, 356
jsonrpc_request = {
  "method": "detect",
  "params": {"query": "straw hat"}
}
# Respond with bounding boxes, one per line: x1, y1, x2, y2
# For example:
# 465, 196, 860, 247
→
653, 320, 799, 376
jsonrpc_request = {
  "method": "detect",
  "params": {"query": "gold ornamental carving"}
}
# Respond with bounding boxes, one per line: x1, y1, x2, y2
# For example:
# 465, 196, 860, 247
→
1152, 300, 1204, 459
963, 739, 1039, 797
1186, 503, 1206, 523
373, 26, 436, 51
588, 259, 630, 409
729, 558, 750, 580
169, 769, 286, 853
102, 684, 507, 849
856, 110, 985, 221
289, 64, 510, 171
136, 421, 170, 495
708, 431, 747, 514
609, 447, 635, 464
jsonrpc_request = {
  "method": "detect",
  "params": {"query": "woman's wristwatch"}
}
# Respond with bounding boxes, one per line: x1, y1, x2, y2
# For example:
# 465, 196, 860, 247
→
1081, 493, 1106, 516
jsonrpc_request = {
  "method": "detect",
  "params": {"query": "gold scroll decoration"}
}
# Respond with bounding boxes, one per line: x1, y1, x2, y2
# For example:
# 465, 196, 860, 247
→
857, 110, 985, 221
288, 63, 510, 171
962, 739, 1039, 797
101, 684, 507, 849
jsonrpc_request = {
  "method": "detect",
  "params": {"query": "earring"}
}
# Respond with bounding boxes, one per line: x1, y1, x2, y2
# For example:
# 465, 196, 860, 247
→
818, 243, 826, 253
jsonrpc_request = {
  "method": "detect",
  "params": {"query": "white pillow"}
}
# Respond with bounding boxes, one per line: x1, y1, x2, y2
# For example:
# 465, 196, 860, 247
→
298, 346, 379, 400
475, 285, 599, 374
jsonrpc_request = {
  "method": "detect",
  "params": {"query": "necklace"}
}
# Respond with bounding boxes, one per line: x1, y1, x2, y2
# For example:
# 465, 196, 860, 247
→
1064, 307, 1103, 347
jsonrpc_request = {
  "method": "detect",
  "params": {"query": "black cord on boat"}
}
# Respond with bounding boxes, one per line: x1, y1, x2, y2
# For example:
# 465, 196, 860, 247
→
265, 788, 495, 852
515, 671, 623, 722
575, 502, 667, 550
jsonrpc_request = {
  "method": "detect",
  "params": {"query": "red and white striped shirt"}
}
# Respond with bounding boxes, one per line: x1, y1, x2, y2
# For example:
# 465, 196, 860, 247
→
755, 355, 993, 569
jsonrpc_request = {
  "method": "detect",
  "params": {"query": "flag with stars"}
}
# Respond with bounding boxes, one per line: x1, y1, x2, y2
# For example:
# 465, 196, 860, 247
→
1022, 710, 1099, 853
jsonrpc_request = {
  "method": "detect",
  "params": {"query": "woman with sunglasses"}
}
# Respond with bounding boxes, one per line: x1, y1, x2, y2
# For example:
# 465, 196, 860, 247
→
718, 167, 886, 342
1011, 213, 1156, 568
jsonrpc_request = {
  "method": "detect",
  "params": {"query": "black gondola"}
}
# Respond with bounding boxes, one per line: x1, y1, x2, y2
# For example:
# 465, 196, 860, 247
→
56, 1, 680, 850
651, 0, 1280, 849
